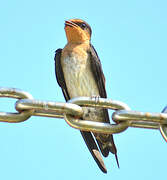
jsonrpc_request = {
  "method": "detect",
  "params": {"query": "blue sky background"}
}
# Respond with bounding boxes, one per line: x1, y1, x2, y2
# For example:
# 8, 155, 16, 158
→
0, 0, 167, 179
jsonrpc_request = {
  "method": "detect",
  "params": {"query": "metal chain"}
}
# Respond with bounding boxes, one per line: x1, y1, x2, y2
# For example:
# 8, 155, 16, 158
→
0, 87, 167, 142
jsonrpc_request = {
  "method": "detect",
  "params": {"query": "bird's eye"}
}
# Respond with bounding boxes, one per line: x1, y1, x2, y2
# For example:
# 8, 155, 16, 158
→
81, 23, 86, 29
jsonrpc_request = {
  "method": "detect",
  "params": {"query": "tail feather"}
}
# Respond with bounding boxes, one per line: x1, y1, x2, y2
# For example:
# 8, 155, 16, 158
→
80, 131, 107, 173
96, 139, 109, 157
114, 152, 120, 168
94, 134, 119, 168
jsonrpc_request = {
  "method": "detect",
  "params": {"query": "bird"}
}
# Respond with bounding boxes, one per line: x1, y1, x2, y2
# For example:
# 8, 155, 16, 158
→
54, 18, 119, 173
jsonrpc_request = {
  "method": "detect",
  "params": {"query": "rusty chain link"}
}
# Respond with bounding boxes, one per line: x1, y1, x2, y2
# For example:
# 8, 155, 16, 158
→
0, 87, 167, 142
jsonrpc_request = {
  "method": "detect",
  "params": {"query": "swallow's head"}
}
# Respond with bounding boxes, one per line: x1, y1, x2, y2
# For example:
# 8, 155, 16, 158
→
64, 19, 92, 43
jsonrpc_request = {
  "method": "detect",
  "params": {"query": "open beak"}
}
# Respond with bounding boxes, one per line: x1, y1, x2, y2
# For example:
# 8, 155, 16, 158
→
65, 20, 78, 28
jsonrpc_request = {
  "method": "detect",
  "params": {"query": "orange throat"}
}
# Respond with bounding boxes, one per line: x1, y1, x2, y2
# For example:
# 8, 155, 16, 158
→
65, 26, 90, 43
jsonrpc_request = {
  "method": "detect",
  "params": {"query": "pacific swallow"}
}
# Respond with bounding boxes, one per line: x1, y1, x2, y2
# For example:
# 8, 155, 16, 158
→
54, 19, 119, 173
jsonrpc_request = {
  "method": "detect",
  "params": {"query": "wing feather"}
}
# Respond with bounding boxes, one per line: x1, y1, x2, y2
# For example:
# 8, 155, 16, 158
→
54, 48, 107, 173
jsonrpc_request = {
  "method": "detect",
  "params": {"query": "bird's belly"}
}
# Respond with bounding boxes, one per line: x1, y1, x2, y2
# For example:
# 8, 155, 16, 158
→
62, 56, 104, 122
62, 56, 99, 98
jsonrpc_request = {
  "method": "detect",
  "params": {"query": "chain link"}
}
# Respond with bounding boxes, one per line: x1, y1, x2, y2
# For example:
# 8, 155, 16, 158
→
0, 87, 34, 123
0, 87, 167, 141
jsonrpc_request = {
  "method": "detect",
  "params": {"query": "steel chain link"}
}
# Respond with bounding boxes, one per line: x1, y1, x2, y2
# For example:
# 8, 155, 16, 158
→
0, 87, 167, 142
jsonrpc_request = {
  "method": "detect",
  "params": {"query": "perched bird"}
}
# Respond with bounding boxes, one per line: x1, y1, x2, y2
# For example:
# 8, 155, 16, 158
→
54, 19, 118, 173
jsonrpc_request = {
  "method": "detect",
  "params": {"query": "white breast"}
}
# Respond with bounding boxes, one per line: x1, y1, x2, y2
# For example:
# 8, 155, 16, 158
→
62, 55, 99, 98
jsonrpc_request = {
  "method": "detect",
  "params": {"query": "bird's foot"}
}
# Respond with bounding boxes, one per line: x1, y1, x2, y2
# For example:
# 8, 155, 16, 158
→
91, 95, 100, 109
91, 95, 100, 103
